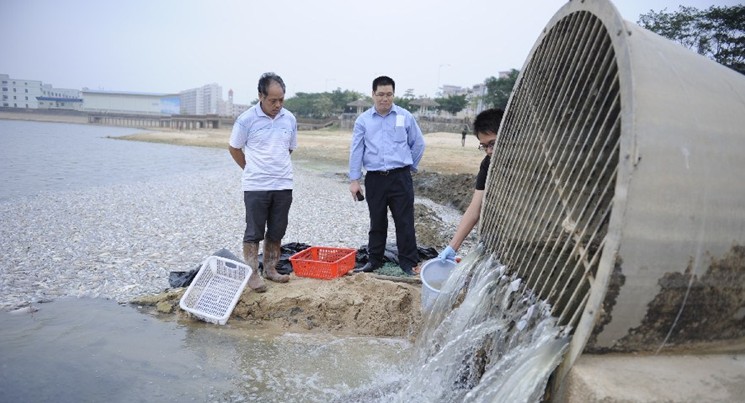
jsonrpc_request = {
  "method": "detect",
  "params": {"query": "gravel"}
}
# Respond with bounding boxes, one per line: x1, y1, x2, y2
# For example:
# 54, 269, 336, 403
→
0, 164, 466, 311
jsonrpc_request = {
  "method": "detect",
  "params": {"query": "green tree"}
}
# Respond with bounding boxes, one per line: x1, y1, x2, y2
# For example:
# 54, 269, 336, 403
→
284, 89, 366, 118
328, 88, 365, 114
483, 69, 519, 110
395, 88, 417, 112
638, 5, 745, 74
434, 94, 468, 115
284, 92, 322, 118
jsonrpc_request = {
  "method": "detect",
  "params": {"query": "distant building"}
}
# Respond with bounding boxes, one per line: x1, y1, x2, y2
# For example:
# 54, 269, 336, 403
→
441, 85, 470, 97
225, 88, 250, 118
1, 73, 82, 110
81, 89, 180, 115
179, 83, 222, 115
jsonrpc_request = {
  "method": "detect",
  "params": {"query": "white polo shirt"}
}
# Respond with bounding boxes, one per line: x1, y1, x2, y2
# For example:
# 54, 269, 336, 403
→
229, 103, 298, 191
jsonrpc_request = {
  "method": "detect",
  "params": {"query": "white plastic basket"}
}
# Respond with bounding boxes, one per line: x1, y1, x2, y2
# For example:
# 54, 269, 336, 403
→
179, 256, 252, 325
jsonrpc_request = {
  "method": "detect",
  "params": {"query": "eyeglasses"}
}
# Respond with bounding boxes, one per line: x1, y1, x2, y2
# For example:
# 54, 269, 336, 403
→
374, 92, 394, 98
478, 140, 496, 152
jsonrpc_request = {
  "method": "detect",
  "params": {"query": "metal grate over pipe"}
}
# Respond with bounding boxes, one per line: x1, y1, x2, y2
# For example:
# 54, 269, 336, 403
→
479, 10, 620, 334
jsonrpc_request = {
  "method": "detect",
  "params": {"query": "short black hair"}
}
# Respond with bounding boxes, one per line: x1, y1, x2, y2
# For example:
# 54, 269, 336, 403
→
258, 72, 286, 96
372, 76, 395, 93
473, 108, 504, 138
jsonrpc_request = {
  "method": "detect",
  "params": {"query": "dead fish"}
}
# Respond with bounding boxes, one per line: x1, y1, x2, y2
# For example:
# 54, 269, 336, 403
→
9, 305, 39, 315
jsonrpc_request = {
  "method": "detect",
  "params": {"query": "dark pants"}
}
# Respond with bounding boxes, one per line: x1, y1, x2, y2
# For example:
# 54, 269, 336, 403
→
364, 168, 418, 270
243, 190, 293, 243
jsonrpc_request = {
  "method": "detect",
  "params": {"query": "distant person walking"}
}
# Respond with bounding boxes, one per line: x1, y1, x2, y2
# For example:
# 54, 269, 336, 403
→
461, 123, 469, 147
349, 75, 426, 275
229, 72, 297, 292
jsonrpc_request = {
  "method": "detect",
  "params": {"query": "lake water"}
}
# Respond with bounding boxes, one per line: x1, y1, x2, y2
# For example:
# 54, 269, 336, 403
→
0, 120, 233, 202
0, 298, 410, 402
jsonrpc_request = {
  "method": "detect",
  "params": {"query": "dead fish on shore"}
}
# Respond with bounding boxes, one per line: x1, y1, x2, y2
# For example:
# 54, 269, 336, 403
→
9, 305, 39, 315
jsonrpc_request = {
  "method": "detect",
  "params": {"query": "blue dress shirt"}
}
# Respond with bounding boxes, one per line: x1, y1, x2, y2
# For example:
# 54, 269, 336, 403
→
348, 104, 425, 181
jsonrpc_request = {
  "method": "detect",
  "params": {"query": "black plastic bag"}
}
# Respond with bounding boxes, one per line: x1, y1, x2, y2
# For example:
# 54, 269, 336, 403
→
260, 242, 312, 275
168, 248, 242, 288
354, 243, 439, 268
168, 244, 312, 288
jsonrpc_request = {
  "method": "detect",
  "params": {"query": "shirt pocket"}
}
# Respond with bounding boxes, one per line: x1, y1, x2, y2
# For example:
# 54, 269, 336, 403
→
393, 126, 408, 143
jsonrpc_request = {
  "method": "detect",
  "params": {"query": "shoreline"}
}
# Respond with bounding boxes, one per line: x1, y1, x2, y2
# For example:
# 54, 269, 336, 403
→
1, 110, 484, 176
0, 110, 89, 124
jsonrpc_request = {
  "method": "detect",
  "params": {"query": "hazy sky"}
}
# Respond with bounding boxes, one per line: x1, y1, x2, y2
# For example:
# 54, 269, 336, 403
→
1, 0, 739, 104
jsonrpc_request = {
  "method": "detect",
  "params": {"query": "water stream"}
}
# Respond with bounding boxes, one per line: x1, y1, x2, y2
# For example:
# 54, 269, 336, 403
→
337, 245, 569, 402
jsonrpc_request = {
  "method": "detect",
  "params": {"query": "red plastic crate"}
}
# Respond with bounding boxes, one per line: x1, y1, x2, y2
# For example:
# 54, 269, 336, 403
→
289, 246, 357, 279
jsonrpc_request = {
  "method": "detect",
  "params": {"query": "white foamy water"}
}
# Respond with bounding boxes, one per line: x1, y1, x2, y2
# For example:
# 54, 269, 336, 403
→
339, 245, 569, 402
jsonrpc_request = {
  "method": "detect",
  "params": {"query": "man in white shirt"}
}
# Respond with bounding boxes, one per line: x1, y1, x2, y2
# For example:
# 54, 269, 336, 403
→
229, 72, 297, 292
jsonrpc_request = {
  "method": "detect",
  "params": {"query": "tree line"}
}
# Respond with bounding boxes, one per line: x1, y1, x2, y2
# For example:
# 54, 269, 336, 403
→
638, 4, 744, 74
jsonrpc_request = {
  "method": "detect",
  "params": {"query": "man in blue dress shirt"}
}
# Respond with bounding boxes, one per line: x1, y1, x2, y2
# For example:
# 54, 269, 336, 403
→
348, 76, 426, 275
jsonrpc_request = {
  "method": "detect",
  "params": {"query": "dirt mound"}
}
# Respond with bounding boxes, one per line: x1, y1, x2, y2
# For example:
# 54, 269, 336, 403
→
134, 274, 423, 338
234, 274, 422, 337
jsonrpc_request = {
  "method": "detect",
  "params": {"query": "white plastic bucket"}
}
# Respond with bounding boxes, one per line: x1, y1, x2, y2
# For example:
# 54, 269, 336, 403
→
420, 258, 456, 312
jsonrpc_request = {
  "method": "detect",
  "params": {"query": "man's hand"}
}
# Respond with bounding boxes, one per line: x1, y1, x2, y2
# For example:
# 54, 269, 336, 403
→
438, 245, 456, 262
349, 181, 362, 201
228, 146, 246, 169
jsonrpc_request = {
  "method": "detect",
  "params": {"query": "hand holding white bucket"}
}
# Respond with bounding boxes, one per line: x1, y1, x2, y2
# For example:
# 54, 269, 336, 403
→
420, 258, 457, 312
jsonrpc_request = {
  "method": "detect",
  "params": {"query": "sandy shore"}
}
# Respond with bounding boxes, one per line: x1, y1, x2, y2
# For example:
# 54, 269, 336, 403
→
116, 127, 485, 176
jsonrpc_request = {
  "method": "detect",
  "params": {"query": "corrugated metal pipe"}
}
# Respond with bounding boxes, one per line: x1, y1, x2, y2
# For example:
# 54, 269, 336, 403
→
478, 0, 745, 385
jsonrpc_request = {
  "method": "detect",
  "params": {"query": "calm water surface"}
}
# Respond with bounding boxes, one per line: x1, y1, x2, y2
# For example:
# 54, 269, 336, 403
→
0, 120, 233, 202
0, 299, 409, 402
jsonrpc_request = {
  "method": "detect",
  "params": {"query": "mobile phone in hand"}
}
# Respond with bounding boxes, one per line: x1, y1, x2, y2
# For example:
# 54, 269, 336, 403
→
356, 191, 365, 201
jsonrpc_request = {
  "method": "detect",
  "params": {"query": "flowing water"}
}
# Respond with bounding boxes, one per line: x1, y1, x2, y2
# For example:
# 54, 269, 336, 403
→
335, 245, 569, 402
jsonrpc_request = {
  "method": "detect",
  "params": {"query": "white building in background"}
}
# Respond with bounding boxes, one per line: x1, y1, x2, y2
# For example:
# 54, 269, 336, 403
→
441, 85, 470, 97
225, 88, 250, 118
179, 83, 222, 115
1, 73, 82, 110
470, 83, 488, 116
81, 89, 180, 115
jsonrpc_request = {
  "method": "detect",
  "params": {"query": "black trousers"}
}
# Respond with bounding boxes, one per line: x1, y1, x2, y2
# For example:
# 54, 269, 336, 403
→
364, 168, 418, 270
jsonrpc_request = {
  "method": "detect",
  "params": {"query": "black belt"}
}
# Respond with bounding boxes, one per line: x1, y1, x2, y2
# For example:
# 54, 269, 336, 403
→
368, 166, 409, 176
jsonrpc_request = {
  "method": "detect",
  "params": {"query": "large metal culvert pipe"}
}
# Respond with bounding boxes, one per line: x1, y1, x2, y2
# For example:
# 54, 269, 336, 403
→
478, 0, 745, 381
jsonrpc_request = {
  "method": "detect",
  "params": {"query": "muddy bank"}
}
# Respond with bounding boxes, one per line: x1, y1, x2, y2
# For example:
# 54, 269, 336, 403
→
414, 170, 475, 214
133, 273, 423, 338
